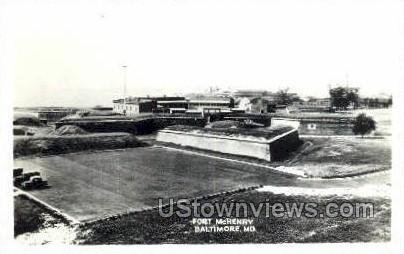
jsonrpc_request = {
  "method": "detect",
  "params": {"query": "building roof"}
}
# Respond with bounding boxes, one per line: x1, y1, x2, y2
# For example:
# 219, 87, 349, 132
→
188, 100, 231, 104
157, 100, 189, 104
139, 96, 186, 101
113, 98, 153, 104
164, 124, 295, 141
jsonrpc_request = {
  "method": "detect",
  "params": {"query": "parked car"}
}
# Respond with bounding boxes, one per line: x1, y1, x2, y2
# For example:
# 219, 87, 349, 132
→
21, 176, 48, 189
13, 168, 23, 177
13, 171, 40, 187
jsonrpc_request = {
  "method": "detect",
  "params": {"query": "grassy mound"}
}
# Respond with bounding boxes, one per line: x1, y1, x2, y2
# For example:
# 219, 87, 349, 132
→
14, 127, 29, 136
207, 120, 263, 129
207, 120, 244, 129
14, 133, 146, 158
165, 124, 295, 140
13, 113, 41, 126
54, 125, 88, 135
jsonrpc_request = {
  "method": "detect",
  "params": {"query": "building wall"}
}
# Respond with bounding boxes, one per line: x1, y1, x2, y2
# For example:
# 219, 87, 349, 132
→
126, 104, 140, 116
139, 101, 154, 113
113, 101, 154, 116
293, 99, 331, 112
156, 128, 301, 161
158, 101, 189, 110
113, 103, 125, 114
250, 98, 277, 113
250, 99, 267, 113
270, 131, 301, 161
237, 97, 252, 112
113, 103, 140, 116
187, 97, 234, 112
157, 130, 272, 160
188, 102, 230, 111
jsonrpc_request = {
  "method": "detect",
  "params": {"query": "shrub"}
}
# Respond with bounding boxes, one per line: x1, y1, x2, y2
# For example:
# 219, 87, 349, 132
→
352, 113, 376, 137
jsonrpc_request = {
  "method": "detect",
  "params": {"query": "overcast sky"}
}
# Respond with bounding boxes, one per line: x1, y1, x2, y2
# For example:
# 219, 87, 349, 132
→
5, 0, 401, 107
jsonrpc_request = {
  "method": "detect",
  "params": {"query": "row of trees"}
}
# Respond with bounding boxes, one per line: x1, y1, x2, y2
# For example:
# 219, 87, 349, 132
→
268, 86, 390, 112
272, 86, 360, 109
274, 88, 301, 105
361, 97, 392, 108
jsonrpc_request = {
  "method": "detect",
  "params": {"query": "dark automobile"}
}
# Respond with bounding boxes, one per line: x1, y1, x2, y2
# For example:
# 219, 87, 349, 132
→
13, 171, 41, 187
13, 168, 23, 177
21, 176, 49, 189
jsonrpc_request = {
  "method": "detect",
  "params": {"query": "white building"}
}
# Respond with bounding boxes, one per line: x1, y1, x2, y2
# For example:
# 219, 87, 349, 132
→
236, 97, 252, 112
112, 98, 154, 116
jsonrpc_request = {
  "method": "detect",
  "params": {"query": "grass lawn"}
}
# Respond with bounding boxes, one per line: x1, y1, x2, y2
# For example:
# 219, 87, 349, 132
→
14, 194, 78, 244
14, 147, 298, 221
288, 137, 391, 177
13, 137, 391, 221
14, 194, 68, 237
14, 195, 48, 236
78, 190, 390, 244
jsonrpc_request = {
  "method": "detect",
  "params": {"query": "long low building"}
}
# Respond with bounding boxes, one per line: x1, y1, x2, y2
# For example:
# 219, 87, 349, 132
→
113, 96, 234, 116
187, 97, 234, 113
156, 125, 301, 161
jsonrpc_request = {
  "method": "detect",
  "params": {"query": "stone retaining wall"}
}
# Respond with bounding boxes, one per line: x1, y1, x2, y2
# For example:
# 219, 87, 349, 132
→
156, 128, 300, 161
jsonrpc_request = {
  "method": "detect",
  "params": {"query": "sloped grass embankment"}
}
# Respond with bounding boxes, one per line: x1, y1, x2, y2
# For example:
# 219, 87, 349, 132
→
14, 133, 146, 158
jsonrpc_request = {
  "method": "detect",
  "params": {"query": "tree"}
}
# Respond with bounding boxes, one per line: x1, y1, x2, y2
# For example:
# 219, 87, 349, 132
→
275, 88, 300, 105
346, 90, 359, 108
329, 87, 349, 109
352, 113, 376, 138
329, 86, 359, 110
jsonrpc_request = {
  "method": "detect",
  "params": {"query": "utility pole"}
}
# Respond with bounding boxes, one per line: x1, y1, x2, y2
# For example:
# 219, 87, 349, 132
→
122, 65, 127, 115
